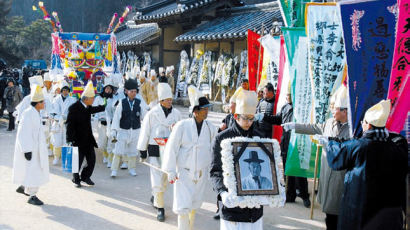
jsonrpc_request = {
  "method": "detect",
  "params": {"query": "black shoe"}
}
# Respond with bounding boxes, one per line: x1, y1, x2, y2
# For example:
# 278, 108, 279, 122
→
150, 196, 157, 209
285, 195, 296, 203
7, 128, 12, 131
302, 198, 311, 208
157, 208, 165, 222
72, 178, 81, 188
81, 178, 95, 186
16, 186, 29, 196
213, 213, 220, 220
28, 196, 44, 205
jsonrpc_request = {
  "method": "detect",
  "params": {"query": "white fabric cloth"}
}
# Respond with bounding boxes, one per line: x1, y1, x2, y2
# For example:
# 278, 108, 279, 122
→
111, 97, 147, 157
137, 104, 182, 194
162, 118, 217, 214
13, 106, 49, 187
93, 96, 108, 150
50, 94, 77, 147
220, 217, 263, 230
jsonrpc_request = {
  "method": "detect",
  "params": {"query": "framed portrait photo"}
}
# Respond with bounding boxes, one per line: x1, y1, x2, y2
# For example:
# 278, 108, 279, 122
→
220, 136, 285, 208
234, 142, 279, 196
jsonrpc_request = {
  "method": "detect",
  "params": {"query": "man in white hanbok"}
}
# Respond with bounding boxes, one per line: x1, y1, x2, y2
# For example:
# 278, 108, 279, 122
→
92, 78, 114, 164
138, 83, 182, 222
13, 85, 49, 205
162, 86, 217, 230
50, 81, 77, 165
111, 79, 147, 177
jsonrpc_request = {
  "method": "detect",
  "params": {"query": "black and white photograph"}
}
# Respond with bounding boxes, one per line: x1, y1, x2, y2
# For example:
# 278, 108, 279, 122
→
234, 142, 279, 196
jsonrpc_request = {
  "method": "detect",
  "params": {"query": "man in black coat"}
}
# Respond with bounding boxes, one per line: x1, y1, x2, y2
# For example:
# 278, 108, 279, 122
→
255, 83, 275, 138
66, 81, 105, 188
210, 90, 264, 229
258, 92, 310, 207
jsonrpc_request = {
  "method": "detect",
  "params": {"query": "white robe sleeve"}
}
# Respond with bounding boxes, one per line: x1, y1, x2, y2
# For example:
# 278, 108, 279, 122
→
111, 101, 122, 132
17, 111, 35, 153
137, 111, 151, 151
162, 120, 183, 173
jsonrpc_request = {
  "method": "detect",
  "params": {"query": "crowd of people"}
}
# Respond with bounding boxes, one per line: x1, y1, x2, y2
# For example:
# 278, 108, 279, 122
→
8, 64, 408, 230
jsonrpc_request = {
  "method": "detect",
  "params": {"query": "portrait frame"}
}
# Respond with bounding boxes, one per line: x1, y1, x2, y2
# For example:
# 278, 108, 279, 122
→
220, 136, 286, 208
233, 142, 279, 196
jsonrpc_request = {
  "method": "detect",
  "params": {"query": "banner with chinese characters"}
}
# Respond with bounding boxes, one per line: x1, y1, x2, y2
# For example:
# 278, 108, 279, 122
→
247, 30, 264, 91
278, 0, 311, 27
306, 3, 346, 124
386, 0, 410, 133
340, 0, 397, 137
282, 28, 320, 178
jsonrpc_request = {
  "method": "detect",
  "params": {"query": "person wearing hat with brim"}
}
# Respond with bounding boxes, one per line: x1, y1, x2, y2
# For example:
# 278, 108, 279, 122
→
321, 99, 407, 230
241, 151, 273, 190
92, 77, 115, 165
66, 81, 106, 187
3, 78, 23, 131
256, 85, 311, 208
13, 84, 49, 205
110, 79, 147, 178
162, 85, 217, 230
282, 85, 350, 228
50, 80, 77, 165
138, 82, 182, 222
210, 89, 265, 230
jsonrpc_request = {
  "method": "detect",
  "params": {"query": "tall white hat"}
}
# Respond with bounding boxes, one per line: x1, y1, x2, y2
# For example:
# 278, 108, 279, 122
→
334, 85, 348, 108
235, 89, 258, 115
43, 72, 51, 82
30, 84, 45, 102
158, 83, 173, 101
29, 75, 44, 87
159, 67, 164, 74
81, 81, 95, 98
364, 100, 391, 127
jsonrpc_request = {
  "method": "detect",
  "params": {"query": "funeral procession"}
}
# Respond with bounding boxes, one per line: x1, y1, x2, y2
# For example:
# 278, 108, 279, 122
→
0, 0, 409, 229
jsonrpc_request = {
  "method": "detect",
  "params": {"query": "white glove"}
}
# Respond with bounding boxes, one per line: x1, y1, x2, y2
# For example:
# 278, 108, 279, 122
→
313, 134, 329, 146
110, 130, 117, 139
281, 122, 296, 131
12, 111, 18, 118
167, 171, 178, 184
254, 113, 264, 122
220, 191, 236, 208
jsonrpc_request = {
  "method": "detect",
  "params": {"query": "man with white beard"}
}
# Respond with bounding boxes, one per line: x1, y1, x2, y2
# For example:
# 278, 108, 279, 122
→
50, 80, 77, 165
162, 86, 217, 230
13, 85, 49, 205
138, 83, 182, 222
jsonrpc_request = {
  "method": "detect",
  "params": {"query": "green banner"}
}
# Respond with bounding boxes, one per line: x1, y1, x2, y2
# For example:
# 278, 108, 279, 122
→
279, 0, 310, 27
282, 27, 321, 178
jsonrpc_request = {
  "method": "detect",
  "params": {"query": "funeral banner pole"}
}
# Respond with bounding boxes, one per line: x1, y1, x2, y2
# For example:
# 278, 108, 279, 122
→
256, 23, 264, 90
310, 144, 321, 219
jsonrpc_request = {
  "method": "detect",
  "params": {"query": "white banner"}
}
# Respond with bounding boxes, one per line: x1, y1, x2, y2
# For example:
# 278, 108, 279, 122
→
306, 3, 346, 123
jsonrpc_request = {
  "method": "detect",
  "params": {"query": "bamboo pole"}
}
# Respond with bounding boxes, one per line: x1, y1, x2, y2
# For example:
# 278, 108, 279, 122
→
256, 23, 264, 90
310, 145, 321, 219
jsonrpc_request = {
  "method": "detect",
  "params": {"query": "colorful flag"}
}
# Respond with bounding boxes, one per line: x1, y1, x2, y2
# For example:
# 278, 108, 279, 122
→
272, 36, 286, 143
247, 30, 264, 91
278, 0, 310, 27
340, 0, 397, 137
386, 0, 410, 133
306, 3, 346, 124
282, 28, 320, 178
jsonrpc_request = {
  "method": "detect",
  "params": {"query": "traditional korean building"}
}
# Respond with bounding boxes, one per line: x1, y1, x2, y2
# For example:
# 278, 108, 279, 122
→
174, 2, 283, 57
117, 0, 245, 67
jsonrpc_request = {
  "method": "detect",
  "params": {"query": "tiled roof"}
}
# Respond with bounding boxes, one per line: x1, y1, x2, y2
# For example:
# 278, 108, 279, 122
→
133, 0, 244, 23
174, 2, 283, 42
115, 22, 160, 47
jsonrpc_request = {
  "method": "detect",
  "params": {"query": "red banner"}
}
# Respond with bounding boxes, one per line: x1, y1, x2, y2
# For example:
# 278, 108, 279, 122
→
247, 30, 264, 91
272, 35, 286, 142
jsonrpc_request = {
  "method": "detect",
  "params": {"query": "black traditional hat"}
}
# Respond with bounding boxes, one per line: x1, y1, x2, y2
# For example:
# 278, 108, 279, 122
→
244, 151, 264, 163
